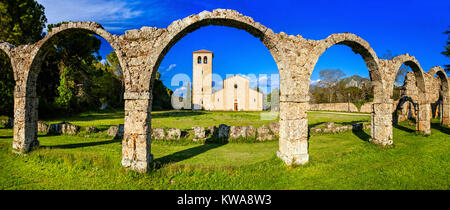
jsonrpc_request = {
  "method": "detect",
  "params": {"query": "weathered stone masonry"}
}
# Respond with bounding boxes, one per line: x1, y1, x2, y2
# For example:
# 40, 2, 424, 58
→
0, 9, 448, 172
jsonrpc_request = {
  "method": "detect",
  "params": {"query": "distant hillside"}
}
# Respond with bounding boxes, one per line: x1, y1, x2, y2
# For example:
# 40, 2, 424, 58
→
311, 75, 372, 89
341, 75, 371, 89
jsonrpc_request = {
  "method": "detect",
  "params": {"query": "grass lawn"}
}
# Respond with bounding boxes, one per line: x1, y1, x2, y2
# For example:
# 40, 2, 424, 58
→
0, 110, 447, 190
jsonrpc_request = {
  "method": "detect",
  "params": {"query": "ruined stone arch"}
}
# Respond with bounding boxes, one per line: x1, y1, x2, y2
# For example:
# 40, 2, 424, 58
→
427, 66, 450, 126
28, 22, 125, 85
148, 9, 279, 90
389, 54, 428, 104
309, 33, 384, 102
11, 22, 126, 153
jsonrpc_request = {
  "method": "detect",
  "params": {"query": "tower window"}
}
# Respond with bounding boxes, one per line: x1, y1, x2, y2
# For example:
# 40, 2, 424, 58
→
201, 88, 203, 92
197, 56, 202, 64
203, 56, 208, 64
234, 84, 238, 89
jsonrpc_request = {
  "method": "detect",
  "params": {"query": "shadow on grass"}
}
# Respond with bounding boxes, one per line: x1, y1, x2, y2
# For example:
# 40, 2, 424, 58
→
151, 111, 205, 119
351, 129, 371, 142
393, 124, 416, 133
152, 142, 227, 169
431, 123, 450, 135
40, 138, 121, 149
0, 135, 12, 139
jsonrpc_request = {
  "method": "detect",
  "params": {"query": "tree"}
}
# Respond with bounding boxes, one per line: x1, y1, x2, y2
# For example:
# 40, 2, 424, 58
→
441, 30, 450, 74
151, 71, 173, 110
318, 69, 346, 103
37, 22, 102, 113
0, 0, 47, 46
0, 0, 46, 116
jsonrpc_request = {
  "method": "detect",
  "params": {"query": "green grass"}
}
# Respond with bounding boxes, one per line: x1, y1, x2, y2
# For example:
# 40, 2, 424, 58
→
0, 111, 447, 190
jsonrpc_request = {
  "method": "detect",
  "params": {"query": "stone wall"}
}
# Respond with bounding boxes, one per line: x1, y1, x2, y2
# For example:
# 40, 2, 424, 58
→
309, 103, 359, 112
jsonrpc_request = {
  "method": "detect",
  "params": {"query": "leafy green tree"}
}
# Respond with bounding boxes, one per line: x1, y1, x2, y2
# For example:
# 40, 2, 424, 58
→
0, 0, 46, 116
55, 66, 74, 109
0, 0, 47, 46
152, 71, 173, 110
37, 22, 104, 115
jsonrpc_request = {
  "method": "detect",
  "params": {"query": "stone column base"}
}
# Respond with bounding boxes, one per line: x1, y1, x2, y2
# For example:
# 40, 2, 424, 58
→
12, 139, 40, 154
277, 150, 309, 166
122, 154, 153, 173
369, 138, 392, 147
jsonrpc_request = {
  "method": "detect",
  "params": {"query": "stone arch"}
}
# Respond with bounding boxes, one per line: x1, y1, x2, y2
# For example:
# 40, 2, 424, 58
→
119, 9, 285, 171
389, 54, 427, 104
310, 33, 384, 101
307, 33, 396, 145
427, 66, 450, 126
388, 54, 430, 134
29, 22, 124, 84
12, 21, 126, 153
393, 96, 418, 124
149, 9, 278, 89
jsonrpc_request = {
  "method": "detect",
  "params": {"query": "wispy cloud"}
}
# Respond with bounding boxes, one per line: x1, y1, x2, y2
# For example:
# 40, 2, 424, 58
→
37, 0, 167, 33
310, 79, 321, 85
167, 64, 177, 72
173, 86, 187, 97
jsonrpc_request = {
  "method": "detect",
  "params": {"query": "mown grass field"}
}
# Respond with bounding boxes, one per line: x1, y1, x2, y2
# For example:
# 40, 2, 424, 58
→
0, 110, 448, 190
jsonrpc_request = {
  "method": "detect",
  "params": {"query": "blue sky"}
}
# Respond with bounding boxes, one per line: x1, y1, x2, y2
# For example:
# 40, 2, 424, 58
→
37, 0, 450, 92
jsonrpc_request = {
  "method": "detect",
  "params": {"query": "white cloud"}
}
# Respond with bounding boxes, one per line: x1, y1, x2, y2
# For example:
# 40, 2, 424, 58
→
166, 64, 176, 72
36, 0, 164, 33
173, 86, 187, 97
310, 79, 321, 85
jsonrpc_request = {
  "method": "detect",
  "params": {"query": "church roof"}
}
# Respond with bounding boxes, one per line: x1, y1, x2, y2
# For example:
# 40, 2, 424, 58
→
193, 49, 213, 54
225, 74, 250, 81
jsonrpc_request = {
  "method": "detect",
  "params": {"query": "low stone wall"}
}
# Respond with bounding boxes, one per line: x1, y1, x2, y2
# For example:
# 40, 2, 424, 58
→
310, 121, 371, 134
359, 102, 373, 113
310, 101, 399, 113
309, 103, 359, 112
13, 120, 370, 142
150, 122, 280, 142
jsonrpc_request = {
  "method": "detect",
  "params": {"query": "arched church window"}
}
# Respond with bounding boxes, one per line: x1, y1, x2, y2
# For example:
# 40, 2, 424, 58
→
204, 56, 208, 64
198, 56, 202, 64
234, 84, 238, 89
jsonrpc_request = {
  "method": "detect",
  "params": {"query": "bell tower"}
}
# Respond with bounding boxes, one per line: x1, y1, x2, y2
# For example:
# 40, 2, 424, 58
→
192, 49, 213, 110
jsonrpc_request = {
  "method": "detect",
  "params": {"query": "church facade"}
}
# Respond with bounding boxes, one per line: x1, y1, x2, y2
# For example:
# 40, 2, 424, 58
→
192, 50, 263, 111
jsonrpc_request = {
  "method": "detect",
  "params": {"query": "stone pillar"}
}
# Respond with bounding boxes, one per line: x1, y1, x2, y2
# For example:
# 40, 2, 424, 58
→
277, 101, 309, 165
12, 90, 39, 153
122, 91, 153, 172
370, 101, 393, 146
417, 103, 431, 135
441, 103, 450, 127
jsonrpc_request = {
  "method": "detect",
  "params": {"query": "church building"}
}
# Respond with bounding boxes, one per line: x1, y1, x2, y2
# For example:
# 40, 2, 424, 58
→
191, 49, 263, 111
